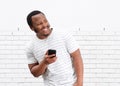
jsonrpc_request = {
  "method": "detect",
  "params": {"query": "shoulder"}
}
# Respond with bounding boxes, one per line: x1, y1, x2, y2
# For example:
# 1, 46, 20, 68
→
25, 35, 36, 52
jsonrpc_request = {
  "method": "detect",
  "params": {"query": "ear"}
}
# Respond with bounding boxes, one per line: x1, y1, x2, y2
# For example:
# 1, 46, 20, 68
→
30, 26, 34, 31
30, 26, 37, 33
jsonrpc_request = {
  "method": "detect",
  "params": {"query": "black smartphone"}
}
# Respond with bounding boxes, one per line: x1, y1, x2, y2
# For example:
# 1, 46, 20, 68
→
48, 49, 56, 57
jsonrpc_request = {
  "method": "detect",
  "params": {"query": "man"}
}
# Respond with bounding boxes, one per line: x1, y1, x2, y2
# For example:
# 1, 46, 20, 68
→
26, 10, 83, 86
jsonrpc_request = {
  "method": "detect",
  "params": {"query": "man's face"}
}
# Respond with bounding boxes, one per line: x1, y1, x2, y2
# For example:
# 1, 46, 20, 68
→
31, 13, 51, 38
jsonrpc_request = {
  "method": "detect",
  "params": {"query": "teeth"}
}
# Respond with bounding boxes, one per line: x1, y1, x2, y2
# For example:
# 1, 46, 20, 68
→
43, 28, 48, 31
44, 28, 47, 30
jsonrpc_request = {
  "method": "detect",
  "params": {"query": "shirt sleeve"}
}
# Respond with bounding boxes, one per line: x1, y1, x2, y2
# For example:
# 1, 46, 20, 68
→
25, 42, 38, 64
64, 32, 79, 54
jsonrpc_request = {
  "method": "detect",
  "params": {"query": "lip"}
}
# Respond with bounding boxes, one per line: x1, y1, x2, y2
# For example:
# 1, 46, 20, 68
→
41, 28, 50, 33
42, 28, 48, 31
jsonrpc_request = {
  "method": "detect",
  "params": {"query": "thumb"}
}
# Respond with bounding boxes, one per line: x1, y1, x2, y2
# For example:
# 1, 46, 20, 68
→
45, 50, 48, 55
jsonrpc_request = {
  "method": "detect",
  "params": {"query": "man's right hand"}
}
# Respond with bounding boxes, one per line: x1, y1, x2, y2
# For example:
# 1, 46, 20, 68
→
43, 51, 57, 65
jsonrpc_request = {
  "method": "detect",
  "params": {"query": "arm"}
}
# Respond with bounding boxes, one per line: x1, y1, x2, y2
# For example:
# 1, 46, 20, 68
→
28, 59, 48, 77
28, 54, 57, 77
70, 49, 84, 86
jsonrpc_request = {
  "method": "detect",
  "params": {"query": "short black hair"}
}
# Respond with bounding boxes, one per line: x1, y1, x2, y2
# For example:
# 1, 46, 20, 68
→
26, 10, 45, 27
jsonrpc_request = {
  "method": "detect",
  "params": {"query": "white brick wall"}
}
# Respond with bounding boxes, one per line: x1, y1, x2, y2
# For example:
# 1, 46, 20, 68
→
0, 31, 120, 86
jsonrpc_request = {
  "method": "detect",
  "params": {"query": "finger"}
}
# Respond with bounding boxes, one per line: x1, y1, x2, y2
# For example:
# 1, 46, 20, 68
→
45, 50, 48, 55
48, 54, 56, 58
44, 55, 48, 59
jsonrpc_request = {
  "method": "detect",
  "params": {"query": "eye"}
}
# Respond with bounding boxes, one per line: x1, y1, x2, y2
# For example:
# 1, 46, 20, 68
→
40, 22, 43, 25
36, 22, 42, 26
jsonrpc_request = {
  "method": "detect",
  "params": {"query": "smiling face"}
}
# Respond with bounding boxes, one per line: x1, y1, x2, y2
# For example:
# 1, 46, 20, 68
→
31, 13, 51, 39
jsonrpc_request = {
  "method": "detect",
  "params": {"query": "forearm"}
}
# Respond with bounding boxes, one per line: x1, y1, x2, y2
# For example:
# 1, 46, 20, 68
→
73, 56, 84, 86
30, 60, 48, 77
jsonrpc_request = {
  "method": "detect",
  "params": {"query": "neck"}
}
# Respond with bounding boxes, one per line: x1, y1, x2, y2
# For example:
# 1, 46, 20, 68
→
36, 30, 52, 39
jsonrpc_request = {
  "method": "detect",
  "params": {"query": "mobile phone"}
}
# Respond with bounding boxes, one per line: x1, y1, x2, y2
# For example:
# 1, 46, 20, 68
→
48, 49, 56, 57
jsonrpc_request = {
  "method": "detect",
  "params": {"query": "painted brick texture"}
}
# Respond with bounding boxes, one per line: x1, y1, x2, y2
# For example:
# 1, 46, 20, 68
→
0, 31, 120, 86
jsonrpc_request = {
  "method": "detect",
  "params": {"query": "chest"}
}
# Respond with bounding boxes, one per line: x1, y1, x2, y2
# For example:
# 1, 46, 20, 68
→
32, 37, 67, 62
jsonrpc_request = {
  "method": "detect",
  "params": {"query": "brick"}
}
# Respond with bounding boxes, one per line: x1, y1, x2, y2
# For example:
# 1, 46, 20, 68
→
0, 31, 120, 86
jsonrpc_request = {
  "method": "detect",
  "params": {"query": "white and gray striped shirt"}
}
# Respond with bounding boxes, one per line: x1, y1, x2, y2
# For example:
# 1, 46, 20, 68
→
26, 30, 79, 86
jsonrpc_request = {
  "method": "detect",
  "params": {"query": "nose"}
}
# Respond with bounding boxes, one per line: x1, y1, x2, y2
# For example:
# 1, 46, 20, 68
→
43, 22, 49, 28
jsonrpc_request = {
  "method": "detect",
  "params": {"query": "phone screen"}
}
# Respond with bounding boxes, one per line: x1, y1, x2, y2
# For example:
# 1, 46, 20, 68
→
48, 49, 56, 56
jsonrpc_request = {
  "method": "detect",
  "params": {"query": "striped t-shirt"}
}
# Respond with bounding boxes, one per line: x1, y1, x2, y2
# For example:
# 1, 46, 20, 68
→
26, 30, 79, 86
